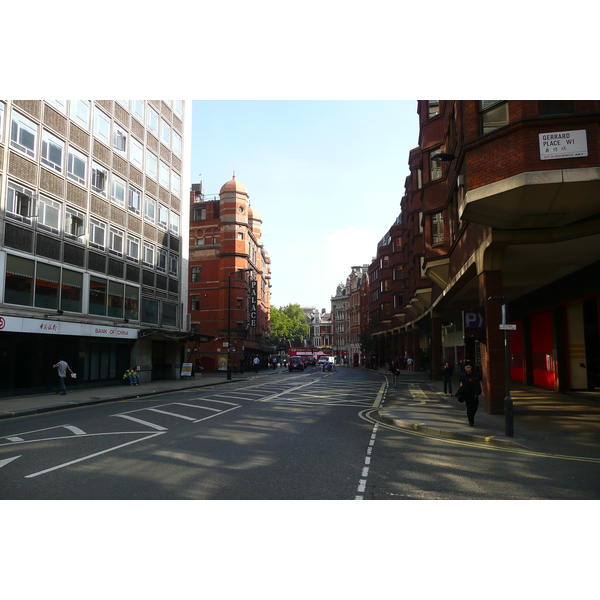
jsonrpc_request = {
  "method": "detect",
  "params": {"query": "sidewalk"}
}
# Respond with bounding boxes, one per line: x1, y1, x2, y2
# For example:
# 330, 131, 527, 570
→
0, 367, 287, 421
377, 369, 600, 458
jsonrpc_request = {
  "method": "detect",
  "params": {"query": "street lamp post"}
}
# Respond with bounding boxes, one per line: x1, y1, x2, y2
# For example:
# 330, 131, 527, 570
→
227, 268, 252, 381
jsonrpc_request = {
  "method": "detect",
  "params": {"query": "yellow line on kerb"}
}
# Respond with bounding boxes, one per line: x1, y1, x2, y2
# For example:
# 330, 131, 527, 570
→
373, 382, 387, 408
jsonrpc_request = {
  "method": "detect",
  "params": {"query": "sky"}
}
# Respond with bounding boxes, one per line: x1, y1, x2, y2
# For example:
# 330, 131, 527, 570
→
190, 100, 419, 311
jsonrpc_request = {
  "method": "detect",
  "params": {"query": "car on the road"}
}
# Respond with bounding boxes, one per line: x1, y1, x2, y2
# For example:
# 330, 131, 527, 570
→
306, 356, 316, 366
317, 356, 332, 366
288, 356, 305, 372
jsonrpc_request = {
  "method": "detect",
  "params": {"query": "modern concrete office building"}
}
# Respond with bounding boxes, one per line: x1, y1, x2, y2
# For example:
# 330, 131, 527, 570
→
0, 100, 191, 395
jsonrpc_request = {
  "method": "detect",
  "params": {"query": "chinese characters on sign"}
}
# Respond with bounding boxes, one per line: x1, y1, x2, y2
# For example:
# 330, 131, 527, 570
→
539, 130, 588, 160
249, 280, 258, 328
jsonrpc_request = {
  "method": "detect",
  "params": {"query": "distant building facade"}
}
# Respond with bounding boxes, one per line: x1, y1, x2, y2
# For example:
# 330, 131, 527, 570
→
187, 176, 272, 372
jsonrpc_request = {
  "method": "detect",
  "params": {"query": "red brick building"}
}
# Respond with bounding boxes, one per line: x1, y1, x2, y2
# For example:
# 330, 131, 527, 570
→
369, 101, 600, 413
187, 175, 272, 372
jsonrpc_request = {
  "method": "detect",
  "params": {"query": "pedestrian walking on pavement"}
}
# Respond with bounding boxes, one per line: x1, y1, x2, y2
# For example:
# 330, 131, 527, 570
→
53, 357, 73, 395
253, 356, 260, 373
456, 363, 482, 426
442, 361, 454, 396
407, 357, 414, 371
388, 360, 399, 387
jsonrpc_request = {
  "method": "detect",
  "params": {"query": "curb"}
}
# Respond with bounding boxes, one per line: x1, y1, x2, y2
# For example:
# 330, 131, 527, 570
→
377, 412, 528, 449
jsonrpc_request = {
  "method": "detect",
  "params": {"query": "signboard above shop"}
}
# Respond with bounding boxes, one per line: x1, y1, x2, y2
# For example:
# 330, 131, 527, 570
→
0, 315, 138, 339
539, 130, 588, 160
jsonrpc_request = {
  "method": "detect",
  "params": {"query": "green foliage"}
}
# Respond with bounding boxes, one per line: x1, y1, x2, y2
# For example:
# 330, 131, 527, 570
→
270, 304, 309, 348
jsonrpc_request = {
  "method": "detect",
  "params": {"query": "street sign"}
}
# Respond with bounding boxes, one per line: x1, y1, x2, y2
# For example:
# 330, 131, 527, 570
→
499, 324, 517, 330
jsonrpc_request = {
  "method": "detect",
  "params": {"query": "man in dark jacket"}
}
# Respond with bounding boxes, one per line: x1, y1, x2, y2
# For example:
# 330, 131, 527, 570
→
442, 361, 454, 396
457, 363, 482, 426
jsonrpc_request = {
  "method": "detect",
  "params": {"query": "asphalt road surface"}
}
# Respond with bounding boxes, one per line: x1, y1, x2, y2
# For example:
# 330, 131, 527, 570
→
1, 367, 598, 499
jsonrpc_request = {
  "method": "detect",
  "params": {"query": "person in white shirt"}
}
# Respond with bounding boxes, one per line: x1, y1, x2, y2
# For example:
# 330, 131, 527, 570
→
53, 358, 73, 395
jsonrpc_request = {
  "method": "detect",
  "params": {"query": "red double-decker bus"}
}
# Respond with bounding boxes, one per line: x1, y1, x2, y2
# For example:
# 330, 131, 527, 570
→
288, 346, 330, 361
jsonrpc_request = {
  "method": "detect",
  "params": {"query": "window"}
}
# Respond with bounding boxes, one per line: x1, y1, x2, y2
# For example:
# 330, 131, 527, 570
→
430, 149, 442, 181
172, 130, 182, 156
70, 100, 90, 129
113, 126, 127, 155
35, 263, 60, 309
173, 100, 183, 117
6, 182, 35, 224
394, 266, 403, 280
428, 100, 440, 118
141, 297, 159, 324
237, 232, 244, 240
162, 303, 177, 327
157, 248, 167, 272
61, 269, 83, 313
89, 276, 107, 315
191, 266, 200, 283
47, 100, 67, 114
109, 227, 124, 256
65, 206, 86, 242
146, 149, 157, 179
538, 100, 576, 116
67, 146, 87, 185
130, 137, 143, 169
171, 171, 181, 197
144, 196, 156, 223
158, 204, 168, 229
129, 186, 141, 215
147, 106, 159, 135
480, 101, 509, 134
41, 130, 64, 172
127, 235, 140, 261
38, 195, 61, 234
125, 285, 139, 320
159, 161, 170, 188
111, 175, 126, 207
170, 212, 180, 235
143, 242, 155, 266
131, 100, 144, 122
89, 218, 106, 249
93, 107, 110, 144
169, 253, 179, 276
432, 212, 444, 244
190, 295, 200, 311
108, 281, 124, 318
193, 205, 206, 220
160, 118, 170, 146
11, 111, 37, 157
5, 255, 35, 306
0, 102, 4, 142
91, 162, 108, 196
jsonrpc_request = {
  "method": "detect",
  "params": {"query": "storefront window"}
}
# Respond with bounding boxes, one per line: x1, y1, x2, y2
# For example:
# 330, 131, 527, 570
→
61, 269, 83, 313
89, 276, 107, 316
5, 255, 34, 306
125, 285, 139, 321
34, 263, 60, 309
108, 281, 124, 318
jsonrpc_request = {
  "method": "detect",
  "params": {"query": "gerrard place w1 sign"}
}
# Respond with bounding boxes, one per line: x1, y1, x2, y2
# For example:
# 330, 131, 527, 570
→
539, 130, 588, 160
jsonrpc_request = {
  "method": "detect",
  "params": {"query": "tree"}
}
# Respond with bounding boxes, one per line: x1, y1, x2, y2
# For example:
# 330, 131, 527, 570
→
270, 304, 309, 349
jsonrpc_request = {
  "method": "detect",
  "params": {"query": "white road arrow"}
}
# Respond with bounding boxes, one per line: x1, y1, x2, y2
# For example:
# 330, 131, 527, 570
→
0, 455, 21, 469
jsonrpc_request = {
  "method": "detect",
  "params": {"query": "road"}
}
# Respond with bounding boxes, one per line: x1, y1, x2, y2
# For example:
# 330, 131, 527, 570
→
1, 367, 598, 499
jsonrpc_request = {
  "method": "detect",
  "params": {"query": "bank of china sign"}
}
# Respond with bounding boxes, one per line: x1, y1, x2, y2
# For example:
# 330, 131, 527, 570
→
0, 315, 138, 339
539, 130, 587, 160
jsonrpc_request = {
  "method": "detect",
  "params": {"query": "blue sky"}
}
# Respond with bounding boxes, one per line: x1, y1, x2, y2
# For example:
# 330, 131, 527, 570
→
191, 101, 420, 311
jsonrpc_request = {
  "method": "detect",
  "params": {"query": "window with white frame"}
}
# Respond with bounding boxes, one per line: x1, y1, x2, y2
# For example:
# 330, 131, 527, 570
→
41, 130, 64, 173
147, 105, 158, 135
65, 206, 86, 242
6, 181, 35, 224
130, 137, 143, 169
171, 171, 181, 197
173, 100, 183, 117
109, 226, 124, 256
38, 195, 61, 234
127, 235, 140, 261
158, 204, 168, 229
160, 118, 170, 146
131, 100, 144, 122
480, 101, 509, 134
146, 150, 157, 179
91, 162, 108, 196
47, 100, 67, 114
93, 107, 110, 145
156, 248, 167, 272
144, 196, 156, 223
432, 212, 444, 244
67, 146, 87, 185
128, 185, 141, 215
159, 161, 170, 188
143, 242, 155, 266
169, 212, 179, 235
169, 253, 179, 276
111, 175, 126, 207
10, 111, 37, 158
172, 130, 181, 156
89, 217, 106, 249
0, 102, 4, 142
113, 125, 127, 156
69, 100, 90, 129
